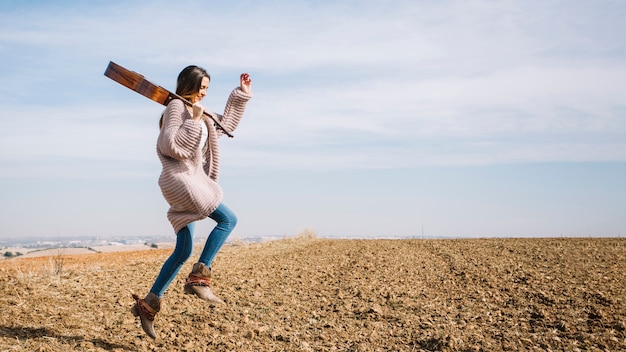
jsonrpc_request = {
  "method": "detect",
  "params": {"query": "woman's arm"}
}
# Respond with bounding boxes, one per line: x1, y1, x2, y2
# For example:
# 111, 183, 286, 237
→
214, 73, 253, 137
157, 99, 202, 160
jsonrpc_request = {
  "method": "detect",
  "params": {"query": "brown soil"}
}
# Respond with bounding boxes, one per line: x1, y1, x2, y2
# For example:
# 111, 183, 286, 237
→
0, 238, 624, 351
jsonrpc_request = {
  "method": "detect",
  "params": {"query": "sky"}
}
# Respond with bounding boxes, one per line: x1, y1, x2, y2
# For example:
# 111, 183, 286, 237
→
0, 0, 625, 240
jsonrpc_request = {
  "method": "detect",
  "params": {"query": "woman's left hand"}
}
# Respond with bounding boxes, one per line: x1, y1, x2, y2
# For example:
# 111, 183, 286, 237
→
240, 73, 252, 94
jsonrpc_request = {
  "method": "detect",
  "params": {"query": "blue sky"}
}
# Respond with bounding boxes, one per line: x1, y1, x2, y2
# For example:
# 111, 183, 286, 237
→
0, 0, 625, 239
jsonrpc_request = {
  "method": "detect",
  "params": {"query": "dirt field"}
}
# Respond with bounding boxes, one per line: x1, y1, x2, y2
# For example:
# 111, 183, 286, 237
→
0, 237, 624, 351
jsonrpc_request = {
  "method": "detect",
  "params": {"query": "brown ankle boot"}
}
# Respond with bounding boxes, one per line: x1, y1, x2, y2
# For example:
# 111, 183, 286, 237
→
131, 292, 161, 339
184, 262, 224, 304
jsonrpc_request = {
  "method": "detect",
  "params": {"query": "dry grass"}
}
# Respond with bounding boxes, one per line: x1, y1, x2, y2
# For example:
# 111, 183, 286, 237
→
0, 237, 624, 351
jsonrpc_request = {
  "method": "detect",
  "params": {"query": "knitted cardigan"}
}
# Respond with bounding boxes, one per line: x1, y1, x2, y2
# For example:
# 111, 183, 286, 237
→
157, 87, 252, 233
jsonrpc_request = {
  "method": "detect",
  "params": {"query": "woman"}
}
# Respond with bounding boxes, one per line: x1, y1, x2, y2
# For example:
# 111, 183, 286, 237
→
131, 65, 252, 339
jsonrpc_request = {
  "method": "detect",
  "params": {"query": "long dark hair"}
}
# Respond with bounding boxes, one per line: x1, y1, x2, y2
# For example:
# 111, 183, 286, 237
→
176, 65, 210, 100
160, 65, 211, 128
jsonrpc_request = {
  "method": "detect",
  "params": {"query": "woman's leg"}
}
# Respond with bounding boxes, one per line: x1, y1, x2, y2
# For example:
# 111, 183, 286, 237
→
150, 224, 194, 297
198, 203, 238, 267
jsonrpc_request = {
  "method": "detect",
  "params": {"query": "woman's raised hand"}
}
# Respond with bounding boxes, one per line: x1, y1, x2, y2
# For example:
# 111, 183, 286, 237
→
240, 73, 252, 94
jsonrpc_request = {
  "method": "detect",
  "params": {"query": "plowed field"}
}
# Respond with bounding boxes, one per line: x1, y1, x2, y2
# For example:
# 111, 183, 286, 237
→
1, 237, 624, 351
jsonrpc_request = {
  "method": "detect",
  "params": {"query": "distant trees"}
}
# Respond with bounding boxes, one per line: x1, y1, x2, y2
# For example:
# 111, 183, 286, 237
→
3, 251, 23, 258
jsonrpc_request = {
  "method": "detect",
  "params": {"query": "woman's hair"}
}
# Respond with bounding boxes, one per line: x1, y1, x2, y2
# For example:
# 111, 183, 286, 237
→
176, 65, 211, 99
160, 65, 211, 128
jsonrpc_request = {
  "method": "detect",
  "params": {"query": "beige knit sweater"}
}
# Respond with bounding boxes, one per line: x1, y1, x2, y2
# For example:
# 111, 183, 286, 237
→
157, 88, 252, 233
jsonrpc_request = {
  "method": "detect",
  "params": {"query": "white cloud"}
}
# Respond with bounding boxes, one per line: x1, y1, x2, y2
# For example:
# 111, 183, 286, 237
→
1, 0, 625, 174
1, 0, 625, 238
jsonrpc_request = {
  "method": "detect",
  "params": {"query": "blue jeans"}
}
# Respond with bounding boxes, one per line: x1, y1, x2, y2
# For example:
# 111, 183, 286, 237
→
150, 203, 237, 297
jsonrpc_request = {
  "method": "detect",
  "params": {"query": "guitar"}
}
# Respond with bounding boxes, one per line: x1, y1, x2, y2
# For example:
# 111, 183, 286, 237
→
103, 61, 233, 138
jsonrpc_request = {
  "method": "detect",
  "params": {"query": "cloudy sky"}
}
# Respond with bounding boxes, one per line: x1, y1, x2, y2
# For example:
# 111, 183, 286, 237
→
0, 0, 625, 240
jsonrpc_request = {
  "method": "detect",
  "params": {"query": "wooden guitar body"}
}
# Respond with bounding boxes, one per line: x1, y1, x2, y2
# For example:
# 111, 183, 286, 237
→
103, 61, 233, 137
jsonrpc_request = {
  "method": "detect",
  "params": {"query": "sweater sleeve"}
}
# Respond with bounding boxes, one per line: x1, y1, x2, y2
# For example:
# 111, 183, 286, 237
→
213, 87, 252, 137
157, 99, 202, 160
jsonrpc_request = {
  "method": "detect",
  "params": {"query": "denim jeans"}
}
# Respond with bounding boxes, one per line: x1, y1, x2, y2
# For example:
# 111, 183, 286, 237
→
150, 203, 237, 297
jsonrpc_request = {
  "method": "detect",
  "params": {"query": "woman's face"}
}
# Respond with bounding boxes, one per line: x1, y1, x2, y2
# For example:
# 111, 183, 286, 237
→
190, 76, 210, 104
